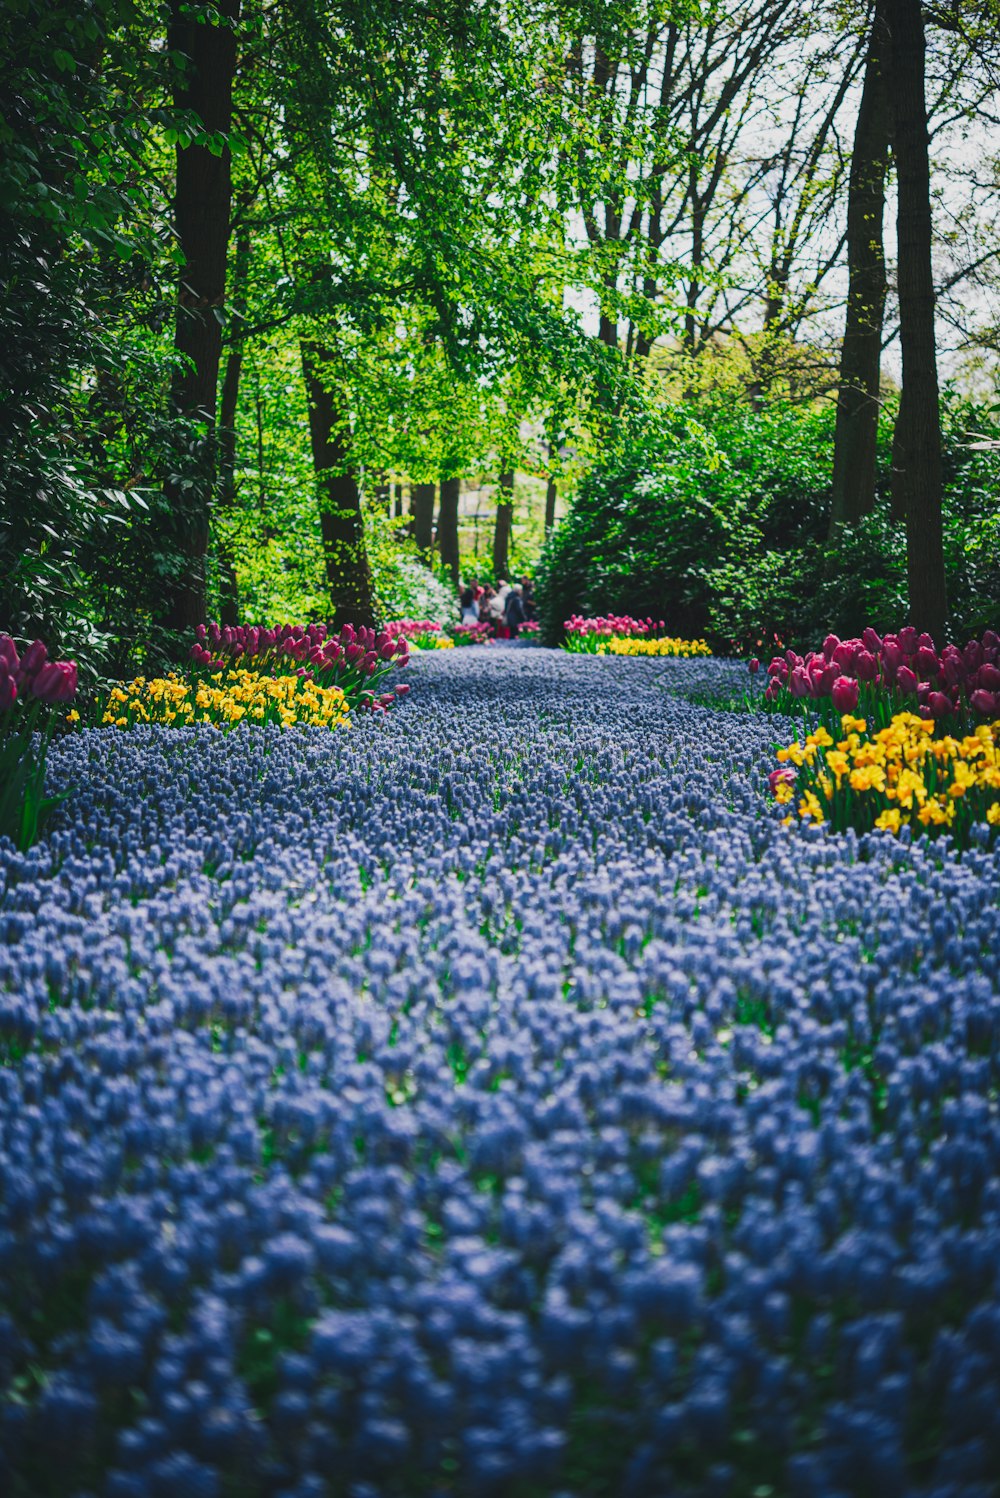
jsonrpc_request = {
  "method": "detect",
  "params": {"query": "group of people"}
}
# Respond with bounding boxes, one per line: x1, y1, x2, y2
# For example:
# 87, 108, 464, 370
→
459, 577, 537, 639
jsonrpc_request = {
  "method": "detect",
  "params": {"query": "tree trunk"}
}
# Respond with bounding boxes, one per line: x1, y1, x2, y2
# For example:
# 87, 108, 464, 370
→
493, 470, 514, 580
438, 476, 460, 583
216, 221, 249, 626
829, 2, 890, 537
300, 342, 376, 629
888, 0, 946, 641
412, 483, 435, 556
159, 0, 240, 634
393, 482, 405, 519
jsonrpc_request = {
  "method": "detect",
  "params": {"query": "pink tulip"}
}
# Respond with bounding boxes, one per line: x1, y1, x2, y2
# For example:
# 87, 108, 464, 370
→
789, 667, 810, 699
395, 682, 411, 695
832, 642, 857, 672
30, 660, 77, 703
926, 691, 952, 719
898, 626, 918, 655
831, 675, 859, 713
964, 640, 983, 672
822, 634, 840, 662
0, 674, 16, 712
896, 665, 918, 695
970, 689, 997, 717
862, 627, 882, 654
916, 646, 941, 678
984, 629, 1000, 653
977, 663, 1000, 692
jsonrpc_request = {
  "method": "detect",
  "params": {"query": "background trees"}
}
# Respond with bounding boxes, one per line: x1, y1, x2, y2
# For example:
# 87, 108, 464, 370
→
1, 0, 997, 672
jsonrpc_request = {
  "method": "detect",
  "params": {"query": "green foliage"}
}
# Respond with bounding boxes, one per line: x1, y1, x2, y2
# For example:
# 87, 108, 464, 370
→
0, 0, 184, 680
537, 395, 1000, 650
0, 705, 71, 851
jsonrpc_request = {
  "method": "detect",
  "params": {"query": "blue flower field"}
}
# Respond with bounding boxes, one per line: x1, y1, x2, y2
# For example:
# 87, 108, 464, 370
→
2, 648, 1000, 1497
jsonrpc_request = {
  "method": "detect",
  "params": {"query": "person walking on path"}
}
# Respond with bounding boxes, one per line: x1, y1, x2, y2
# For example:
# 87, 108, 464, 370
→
505, 583, 527, 639
460, 586, 479, 623
488, 582, 510, 639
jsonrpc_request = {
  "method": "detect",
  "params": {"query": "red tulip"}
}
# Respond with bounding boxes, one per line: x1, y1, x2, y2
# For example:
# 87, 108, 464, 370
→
30, 660, 78, 703
862, 627, 882, 654
896, 665, 918, 695
916, 646, 941, 678
970, 689, 997, 717
0, 636, 20, 675
0, 674, 16, 712
881, 639, 902, 673
977, 663, 1000, 692
16, 638, 48, 686
855, 649, 878, 682
898, 626, 918, 655
831, 675, 859, 713
926, 692, 952, 719
822, 634, 840, 662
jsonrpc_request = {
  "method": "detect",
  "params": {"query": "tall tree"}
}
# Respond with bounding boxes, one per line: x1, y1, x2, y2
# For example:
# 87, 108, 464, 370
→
829, 0, 891, 535
438, 477, 461, 583
888, 0, 947, 640
301, 341, 376, 628
158, 0, 240, 634
412, 483, 435, 556
493, 470, 514, 580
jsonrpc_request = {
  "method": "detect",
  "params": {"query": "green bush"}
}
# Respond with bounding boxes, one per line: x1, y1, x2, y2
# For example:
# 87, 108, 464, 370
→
536, 396, 1000, 650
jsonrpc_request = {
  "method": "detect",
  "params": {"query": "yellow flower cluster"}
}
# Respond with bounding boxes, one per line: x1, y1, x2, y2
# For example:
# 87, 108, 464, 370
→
598, 637, 712, 658
409, 637, 456, 653
774, 711, 1000, 839
102, 670, 351, 731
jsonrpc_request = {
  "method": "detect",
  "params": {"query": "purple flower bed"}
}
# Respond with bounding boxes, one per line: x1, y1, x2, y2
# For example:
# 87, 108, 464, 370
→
2, 647, 1000, 1496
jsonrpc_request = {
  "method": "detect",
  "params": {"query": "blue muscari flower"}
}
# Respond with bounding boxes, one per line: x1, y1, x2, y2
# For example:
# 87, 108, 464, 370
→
3, 648, 1000, 1490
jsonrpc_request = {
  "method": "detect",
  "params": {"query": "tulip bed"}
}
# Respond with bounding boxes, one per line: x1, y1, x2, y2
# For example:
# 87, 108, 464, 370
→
3, 647, 1000, 1497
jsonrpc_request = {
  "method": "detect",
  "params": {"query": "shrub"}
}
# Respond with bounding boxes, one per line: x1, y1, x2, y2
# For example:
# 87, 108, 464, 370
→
537, 396, 1000, 651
